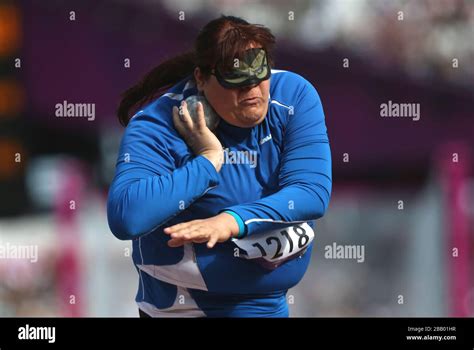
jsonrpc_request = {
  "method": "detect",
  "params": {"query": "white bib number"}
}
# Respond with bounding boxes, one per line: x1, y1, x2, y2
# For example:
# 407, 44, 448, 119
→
232, 223, 314, 264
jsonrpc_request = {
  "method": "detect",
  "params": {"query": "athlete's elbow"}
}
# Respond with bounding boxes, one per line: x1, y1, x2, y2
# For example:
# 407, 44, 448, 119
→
107, 194, 145, 240
314, 196, 330, 219
308, 184, 332, 219
107, 206, 137, 240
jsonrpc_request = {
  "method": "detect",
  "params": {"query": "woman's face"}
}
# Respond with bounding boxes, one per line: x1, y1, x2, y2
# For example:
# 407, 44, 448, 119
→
194, 46, 270, 128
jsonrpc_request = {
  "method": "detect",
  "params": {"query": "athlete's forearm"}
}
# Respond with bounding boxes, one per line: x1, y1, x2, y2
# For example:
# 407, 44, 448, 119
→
107, 155, 219, 240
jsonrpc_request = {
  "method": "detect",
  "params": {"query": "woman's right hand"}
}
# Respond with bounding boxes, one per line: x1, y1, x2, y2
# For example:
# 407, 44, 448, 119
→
173, 101, 224, 172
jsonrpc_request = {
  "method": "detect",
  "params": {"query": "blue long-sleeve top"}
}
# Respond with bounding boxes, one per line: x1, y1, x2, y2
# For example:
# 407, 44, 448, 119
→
107, 69, 332, 298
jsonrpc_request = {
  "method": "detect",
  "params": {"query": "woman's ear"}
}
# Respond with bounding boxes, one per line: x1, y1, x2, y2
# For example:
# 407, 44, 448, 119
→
194, 67, 205, 92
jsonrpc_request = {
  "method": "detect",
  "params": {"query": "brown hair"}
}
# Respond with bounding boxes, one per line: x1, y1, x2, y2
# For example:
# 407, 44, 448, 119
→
117, 15, 276, 126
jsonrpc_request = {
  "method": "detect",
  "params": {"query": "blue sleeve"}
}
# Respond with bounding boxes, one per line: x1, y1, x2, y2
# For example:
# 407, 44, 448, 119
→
107, 110, 220, 240
221, 81, 332, 236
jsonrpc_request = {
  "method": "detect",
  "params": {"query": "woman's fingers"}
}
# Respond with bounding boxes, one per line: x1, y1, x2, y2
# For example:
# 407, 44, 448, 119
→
172, 106, 186, 136
195, 102, 207, 130
181, 227, 208, 241
207, 235, 219, 249
172, 102, 193, 136
169, 227, 200, 238
167, 235, 212, 247
190, 237, 209, 244
167, 225, 205, 240
164, 220, 202, 234
172, 100, 224, 171
167, 238, 186, 247
165, 215, 232, 249
168, 227, 213, 245
179, 101, 193, 126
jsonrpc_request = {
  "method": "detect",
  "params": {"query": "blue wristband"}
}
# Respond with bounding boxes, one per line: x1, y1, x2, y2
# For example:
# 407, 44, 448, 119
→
223, 210, 246, 238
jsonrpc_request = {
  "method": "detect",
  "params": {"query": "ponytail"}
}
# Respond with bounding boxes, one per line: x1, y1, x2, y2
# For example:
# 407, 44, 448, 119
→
117, 52, 196, 126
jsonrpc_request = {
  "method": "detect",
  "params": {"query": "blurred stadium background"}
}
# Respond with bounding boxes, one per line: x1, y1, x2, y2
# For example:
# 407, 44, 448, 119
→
0, 0, 473, 317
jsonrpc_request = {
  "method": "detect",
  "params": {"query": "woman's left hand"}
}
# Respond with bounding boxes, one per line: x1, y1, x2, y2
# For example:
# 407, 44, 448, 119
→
164, 213, 240, 248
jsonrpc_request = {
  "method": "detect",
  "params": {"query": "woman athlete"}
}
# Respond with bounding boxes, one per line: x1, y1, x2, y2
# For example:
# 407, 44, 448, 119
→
107, 15, 332, 317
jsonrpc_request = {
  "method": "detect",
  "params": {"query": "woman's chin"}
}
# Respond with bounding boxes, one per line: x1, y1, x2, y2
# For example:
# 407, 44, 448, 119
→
235, 114, 264, 127
237, 106, 267, 127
